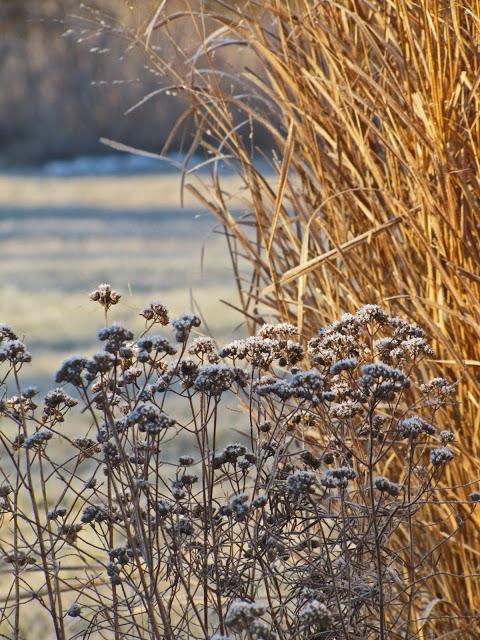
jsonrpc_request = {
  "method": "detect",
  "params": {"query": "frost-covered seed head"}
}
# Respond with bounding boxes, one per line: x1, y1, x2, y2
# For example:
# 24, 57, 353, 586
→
67, 603, 82, 618
89, 283, 121, 308
140, 301, 169, 325
172, 314, 201, 342
440, 430, 455, 444
298, 599, 331, 629
287, 470, 316, 494
374, 476, 400, 497
430, 447, 455, 466
225, 599, 265, 633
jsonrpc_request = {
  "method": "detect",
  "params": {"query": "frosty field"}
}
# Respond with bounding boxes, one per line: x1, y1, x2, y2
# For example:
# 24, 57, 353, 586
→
0, 169, 246, 392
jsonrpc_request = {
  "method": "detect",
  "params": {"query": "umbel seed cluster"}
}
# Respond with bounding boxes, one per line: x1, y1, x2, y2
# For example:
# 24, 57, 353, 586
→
0, 293, 475, 640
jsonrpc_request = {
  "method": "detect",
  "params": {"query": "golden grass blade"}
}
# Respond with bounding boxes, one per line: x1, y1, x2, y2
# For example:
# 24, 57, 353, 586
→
262, 216, 402, 294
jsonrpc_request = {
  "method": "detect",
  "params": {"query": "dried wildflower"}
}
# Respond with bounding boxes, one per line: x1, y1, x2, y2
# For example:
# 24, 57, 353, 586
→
300, 451, 321, 469
171, 517, 195, 537
172, 313, 201, 342
194, 364, 235, 395
398, 416, 436, 439
422, 377, 456, 398
24, 429, 52, 449
224, 443, 247, 463
330, 400, 363, 419
330, 358, 358, 375
89, 283, 121, 308
235, 456, 250, 472
136, 336, 176, 362
73, 438, 100, 462
98, 325, 134, 353
44, 388, 78, 414
229, 493, 249, 520
321, 466, 356, 489
355, 304, 388, 325
469, 492, 480, 503
102, 442, 121, 468
259, 421, 272, 433
225, 599, 265, 633
252, 494, 268, 508
440, 430, 455, 444
0, 484, 12, 499
0, 339, 32, 365
374, 476, 400, 497
67, 604, 82, 618
189, 336, 220, 363
81, 505, 106, 524
140, 301, 169, 325
220, 336, 280, 368
258, 322, 297, 338
361, 362, 410, 390
249, 620, 275, 640
59, 523, 82, 544
430, 447, 455, 466
298, 599, 332, 629
127, 405, 175, 435
287, 470, 316, 494
86, 352, 116, 377
171, 479, 186, 500
55, 356, 88, 386
178, 455, 195, 466
0, 324, 17, 341
48, 507, 67, 520
157, 499, 173, 517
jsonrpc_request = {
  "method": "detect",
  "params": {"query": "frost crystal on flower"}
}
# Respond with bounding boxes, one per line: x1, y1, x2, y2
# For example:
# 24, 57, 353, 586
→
194, 364, 245, 395
258, 322, 297, 338
140, 301, 169, 325
375, 476, 400, 497
86, 352, 116, 377
229, 492, 249, 520
89, 283, 121, 308
24, 429, 52, 449
287, 470, 316, 494
430, 446, 455, 466
321, 466, 356, 489
298, 599, 331, 629
440, 430, 455, 444
98, 325, 134, 353
361, 362, 409, 388
127, 405, 175, 435
225, 599, 265, 633
55, 356, 87, 387
67, 603, 82, 618
172, 314, 201, 342
44, 388, 77, 410
189, 337, 220, 363
0, 340, 32, 365
398, 416, 436, 439
330, 358, 358, 375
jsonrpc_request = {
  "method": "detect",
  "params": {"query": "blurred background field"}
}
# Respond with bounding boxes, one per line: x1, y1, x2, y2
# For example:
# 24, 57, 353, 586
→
0, 168, 250, 393
0, 0, 258, 393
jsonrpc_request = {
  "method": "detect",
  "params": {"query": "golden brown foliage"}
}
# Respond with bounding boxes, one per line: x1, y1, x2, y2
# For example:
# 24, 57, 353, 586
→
130, 0, 480, 634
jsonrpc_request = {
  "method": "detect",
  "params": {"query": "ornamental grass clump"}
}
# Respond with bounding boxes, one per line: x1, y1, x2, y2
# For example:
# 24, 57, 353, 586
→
96, 2, 480, 626
0, 296, 477, 638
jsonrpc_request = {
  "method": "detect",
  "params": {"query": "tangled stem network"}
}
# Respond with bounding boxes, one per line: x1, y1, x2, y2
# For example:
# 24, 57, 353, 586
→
0, 295, 477, 639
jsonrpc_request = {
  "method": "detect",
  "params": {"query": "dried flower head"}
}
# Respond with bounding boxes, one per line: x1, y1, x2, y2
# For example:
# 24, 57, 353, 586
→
89, 283, 121, 309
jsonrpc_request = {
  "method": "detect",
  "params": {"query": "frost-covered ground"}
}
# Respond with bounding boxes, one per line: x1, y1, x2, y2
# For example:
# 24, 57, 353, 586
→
0, 156, 254, 392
